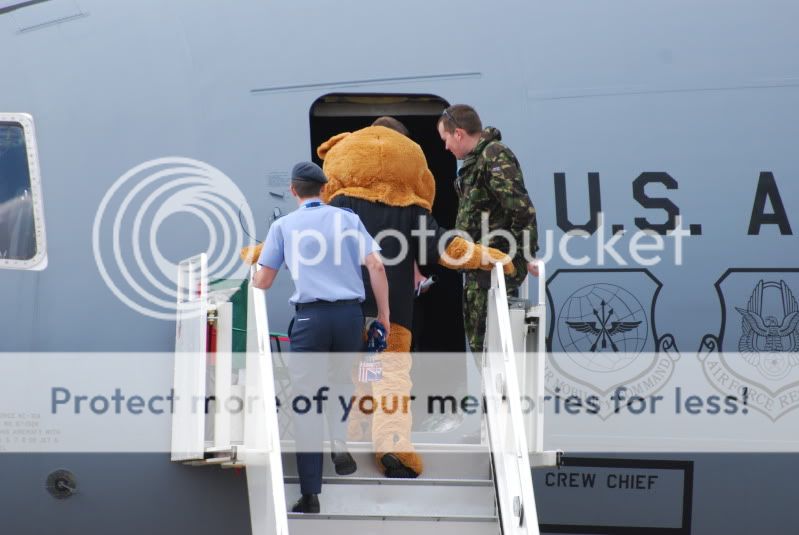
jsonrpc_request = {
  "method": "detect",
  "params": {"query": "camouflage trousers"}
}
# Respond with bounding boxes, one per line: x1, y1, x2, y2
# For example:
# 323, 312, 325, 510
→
463, 260, 526, 367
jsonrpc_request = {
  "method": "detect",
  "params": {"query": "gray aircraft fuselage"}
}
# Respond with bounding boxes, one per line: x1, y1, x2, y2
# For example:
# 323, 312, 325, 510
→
1, 1, 797, 534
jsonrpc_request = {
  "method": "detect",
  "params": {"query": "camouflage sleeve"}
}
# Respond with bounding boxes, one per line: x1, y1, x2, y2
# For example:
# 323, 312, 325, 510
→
486, 148, 539, 258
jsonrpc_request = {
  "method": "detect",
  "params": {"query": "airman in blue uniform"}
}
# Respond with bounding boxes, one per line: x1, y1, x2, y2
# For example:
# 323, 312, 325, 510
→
252, 161, 390, 513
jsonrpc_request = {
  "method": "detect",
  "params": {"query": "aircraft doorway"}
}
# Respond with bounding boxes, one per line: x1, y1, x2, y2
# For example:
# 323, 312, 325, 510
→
309, 94, 466, 354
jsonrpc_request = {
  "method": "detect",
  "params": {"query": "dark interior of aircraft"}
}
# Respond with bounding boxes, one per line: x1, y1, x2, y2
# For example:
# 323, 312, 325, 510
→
310, 96, 470, 431
309, 97, 465, 353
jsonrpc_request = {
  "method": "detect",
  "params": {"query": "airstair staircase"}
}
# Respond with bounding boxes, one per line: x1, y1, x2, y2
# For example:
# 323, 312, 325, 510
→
283, 445, 497, 535
170, 255, 557, 535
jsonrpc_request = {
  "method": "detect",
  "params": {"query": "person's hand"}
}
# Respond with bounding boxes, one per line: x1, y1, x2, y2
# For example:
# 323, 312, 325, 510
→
413, 263, 430, 294
376, 316, 391, 340
527, 260, 540, 277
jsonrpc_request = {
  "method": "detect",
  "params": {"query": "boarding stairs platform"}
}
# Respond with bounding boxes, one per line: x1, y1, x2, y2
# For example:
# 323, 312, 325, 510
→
283, 444, 496, 535
170, 255, 557, 535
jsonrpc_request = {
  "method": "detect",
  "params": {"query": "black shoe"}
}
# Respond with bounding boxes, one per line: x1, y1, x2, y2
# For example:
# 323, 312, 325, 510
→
291, 494, 320, 513
330, 439, 357, 476
381, 453, 419, 479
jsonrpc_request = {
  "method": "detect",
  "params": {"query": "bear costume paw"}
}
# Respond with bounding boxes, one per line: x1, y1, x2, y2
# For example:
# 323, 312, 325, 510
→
438, 237, 515, 275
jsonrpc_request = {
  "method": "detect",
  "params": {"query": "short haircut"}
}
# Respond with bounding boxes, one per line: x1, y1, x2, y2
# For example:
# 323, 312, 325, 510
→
437, 104, 482, 135
372, 116, 410, 137
291, 179, 323, 198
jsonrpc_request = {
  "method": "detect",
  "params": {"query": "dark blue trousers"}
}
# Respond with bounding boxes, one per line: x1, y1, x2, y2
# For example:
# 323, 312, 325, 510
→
288, 301, 363, 495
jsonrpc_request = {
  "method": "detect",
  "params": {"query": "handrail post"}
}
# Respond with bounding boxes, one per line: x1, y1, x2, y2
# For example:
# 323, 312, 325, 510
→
242, 267, 289, 535
484, 262, 541, 535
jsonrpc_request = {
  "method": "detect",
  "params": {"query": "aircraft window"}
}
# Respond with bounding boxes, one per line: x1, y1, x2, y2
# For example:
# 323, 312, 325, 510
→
0, 115, 47, 270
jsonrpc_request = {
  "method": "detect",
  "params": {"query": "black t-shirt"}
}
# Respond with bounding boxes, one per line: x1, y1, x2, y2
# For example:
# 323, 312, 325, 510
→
330, 195, 452, 330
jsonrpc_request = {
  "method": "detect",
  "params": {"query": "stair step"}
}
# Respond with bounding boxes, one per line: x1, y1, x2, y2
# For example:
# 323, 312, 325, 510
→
185, 456, 233, 466
281, 442, 491, 480
284, 481, 496, 517
284, 476, 492, 487
288, 516, 499, 535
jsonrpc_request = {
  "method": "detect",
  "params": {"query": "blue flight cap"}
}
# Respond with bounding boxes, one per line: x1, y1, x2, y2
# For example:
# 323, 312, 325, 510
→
291, 161, 328, 184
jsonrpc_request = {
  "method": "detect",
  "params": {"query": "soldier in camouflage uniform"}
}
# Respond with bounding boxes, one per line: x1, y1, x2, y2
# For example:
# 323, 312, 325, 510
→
437, 104, 539, 358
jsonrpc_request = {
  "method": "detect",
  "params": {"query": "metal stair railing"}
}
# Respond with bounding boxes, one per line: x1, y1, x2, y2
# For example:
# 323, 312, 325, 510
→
484, 262, 540, 535
515, 263, 556, 467
240, 266, 288, 535
171, 253, 209, 462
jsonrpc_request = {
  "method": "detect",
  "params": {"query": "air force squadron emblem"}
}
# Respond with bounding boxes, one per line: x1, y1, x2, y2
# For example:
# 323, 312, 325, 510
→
565, 299, 642, 353
736, 280, 799, 379
698, 269, 799, 420
547, 269, 680, 419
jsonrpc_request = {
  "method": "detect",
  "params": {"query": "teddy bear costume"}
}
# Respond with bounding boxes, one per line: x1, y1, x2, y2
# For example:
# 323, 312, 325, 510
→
317, 125, 513, 478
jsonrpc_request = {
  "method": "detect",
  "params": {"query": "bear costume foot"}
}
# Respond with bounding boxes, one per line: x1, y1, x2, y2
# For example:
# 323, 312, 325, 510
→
379, 452, 422, 479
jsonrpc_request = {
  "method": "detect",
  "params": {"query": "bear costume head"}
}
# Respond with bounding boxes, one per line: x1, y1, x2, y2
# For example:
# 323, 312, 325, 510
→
317, 126, 435, 211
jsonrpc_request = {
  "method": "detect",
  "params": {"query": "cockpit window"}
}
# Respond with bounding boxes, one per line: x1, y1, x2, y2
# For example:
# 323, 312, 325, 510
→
0, 115, 46, 270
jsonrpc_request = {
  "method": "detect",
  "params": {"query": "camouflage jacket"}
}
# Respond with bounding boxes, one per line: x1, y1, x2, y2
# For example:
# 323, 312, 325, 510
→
455, 127, 538, 282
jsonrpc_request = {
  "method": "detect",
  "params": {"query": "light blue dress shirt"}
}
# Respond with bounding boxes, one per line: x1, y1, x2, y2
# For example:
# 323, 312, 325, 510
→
257, 199, 380, 304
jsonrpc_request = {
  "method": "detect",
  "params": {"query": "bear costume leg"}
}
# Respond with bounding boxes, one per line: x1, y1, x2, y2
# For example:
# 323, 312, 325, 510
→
346, 374, 372, 441
372, 323, 423, 478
